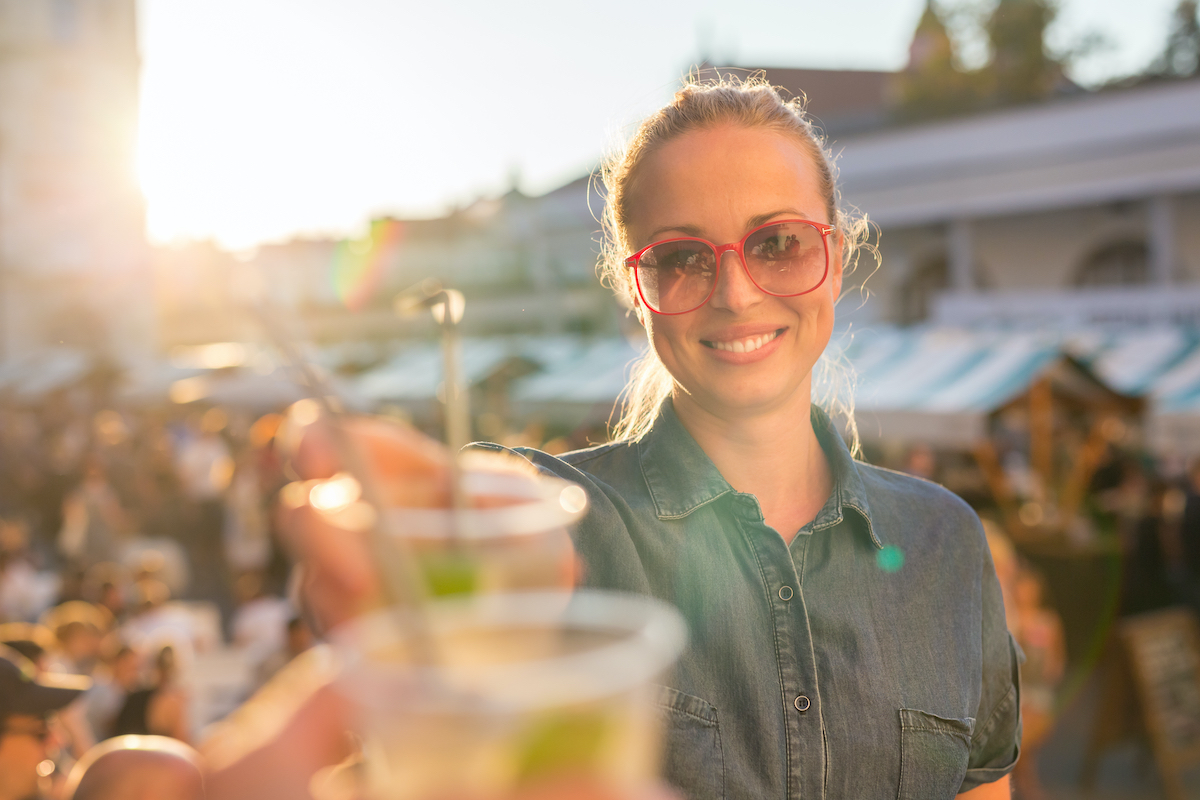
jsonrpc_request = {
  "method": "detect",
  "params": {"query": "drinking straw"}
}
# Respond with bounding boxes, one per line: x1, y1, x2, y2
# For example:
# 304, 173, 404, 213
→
394, 280, 469, 529
250, 303, 440, 666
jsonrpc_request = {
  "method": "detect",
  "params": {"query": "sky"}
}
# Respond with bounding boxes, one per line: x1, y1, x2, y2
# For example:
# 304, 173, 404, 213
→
135, 0, 1188, 251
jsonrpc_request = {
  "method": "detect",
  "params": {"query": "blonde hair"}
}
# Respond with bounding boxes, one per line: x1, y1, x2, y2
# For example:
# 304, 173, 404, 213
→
599, 73, 874, 449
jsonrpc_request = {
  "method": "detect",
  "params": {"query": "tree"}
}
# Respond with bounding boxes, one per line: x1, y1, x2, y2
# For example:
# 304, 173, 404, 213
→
982, 0, 1067, 104
896, 0, 1070, 121
1153, 0, 1200, 78
895, 1, 982, 120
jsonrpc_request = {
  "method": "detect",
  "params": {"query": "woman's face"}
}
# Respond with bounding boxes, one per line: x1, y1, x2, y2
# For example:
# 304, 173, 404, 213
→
625, 124, 842, 420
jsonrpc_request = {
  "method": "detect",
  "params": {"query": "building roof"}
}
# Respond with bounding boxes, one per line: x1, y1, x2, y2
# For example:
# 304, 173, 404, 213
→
695, 65, 894, 133
835, 78, 1200, 227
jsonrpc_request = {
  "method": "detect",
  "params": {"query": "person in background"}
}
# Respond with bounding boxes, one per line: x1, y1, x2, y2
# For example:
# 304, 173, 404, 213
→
45, 616, 105, 677
256, 614, 313, 687
1180, 459, 1200, 590
1119, 473, 1175, 616
902, 442, 938, 482
86, 644, 142, 743
57, 456, 131, 571
0, 519, 60, 624
1, 621, 98, 759
0, 622, 56, 668
94, 580, 127, 626
174, 410, 235, 620
229, 571, 291, 673
0, 644, 88, 800
1010, 568, 1064, 800
111, 645, 190, 744
224, 449, 273, 576
119, 579, 199, 669
61, 735, 205, 800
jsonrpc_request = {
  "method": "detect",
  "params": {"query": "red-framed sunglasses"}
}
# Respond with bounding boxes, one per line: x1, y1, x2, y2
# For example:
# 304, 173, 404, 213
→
624, 218, 835, 315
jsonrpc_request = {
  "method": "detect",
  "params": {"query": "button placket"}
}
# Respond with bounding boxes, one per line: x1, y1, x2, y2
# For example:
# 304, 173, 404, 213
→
739, 516, 822, 800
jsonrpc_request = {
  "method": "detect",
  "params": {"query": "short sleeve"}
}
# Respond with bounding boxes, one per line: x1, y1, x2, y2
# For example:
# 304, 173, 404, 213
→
959, 537, 1024, 793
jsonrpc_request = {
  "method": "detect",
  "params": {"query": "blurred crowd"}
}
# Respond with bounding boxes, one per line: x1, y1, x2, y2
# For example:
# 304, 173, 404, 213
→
887, 440, 1200, 800
0, 394, 316, 793
4, 391, 1200, 798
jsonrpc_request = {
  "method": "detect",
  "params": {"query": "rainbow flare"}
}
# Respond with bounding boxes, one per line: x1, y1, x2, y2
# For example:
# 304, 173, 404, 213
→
330, 218, 405, 311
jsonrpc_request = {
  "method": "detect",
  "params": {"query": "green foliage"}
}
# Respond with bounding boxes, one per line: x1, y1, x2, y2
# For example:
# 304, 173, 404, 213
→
896, 2, 982, 120
1153, 0, 1200, 78
983, 0, 1064, 104
896, 0, 1069, 121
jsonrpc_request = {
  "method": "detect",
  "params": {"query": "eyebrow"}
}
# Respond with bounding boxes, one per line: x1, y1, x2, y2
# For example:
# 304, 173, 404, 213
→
644, 209, 808, 243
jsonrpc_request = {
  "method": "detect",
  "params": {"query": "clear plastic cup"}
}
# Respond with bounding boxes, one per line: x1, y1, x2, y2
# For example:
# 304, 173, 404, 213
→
331, 590, 688, 800
388, 470, 587, 595
317, 468, 588, 597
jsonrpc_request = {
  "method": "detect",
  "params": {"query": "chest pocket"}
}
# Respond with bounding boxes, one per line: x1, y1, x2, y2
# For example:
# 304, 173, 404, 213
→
897, 708, 974, 800
656, 686, 724, 800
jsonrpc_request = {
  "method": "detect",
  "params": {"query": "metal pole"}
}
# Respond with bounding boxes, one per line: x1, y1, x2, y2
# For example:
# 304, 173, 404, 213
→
435, 290, 469, 512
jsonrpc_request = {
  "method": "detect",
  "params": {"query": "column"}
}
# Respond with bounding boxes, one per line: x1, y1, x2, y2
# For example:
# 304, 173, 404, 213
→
1148, 195, 1175, 285
948, 218, 974, 291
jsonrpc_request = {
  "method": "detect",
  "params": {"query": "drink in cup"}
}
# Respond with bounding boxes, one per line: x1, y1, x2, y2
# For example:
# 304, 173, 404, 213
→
308, 463, 589, 596
331, 590, 688, 800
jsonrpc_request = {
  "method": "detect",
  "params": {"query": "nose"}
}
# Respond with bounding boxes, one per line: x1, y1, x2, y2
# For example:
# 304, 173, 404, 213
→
707, 250, 763, 313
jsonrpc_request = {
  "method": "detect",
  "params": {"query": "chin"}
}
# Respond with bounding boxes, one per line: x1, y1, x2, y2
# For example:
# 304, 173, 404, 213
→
691, 380, 805, 417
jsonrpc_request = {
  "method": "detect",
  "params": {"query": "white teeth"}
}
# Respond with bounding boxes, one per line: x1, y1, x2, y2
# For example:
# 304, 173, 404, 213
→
711, 330, 779, 353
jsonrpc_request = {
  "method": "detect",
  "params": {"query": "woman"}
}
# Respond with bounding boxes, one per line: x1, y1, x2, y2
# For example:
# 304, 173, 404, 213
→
501, 78, 1019, 799
216, 77, 1020, 800
111, 646, 190, 744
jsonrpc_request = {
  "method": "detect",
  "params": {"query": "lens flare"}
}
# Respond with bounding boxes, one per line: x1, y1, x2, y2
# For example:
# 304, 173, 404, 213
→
875, 545, 905, 573
310, 473, 363, 512
331, 219, 404, 311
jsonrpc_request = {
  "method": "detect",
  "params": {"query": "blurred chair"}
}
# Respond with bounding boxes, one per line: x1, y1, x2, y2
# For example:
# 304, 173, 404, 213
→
62, 734, 205, 800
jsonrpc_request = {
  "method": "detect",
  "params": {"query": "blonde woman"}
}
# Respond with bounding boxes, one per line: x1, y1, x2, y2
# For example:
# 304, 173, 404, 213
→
490, 78, 1019, 799
220, 78, 1021, 800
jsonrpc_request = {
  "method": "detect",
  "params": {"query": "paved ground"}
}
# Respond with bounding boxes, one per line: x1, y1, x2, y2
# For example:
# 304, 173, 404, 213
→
1028, 670, 1200, 800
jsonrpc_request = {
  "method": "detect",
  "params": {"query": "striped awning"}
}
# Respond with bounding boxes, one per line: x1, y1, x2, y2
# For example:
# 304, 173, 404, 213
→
348, 325, 1200, 451
836, 328, 1068, 446
355, 336, 622, 404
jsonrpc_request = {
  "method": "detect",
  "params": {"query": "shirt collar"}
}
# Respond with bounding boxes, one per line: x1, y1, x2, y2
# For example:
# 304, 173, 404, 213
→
637, 400, 884, 549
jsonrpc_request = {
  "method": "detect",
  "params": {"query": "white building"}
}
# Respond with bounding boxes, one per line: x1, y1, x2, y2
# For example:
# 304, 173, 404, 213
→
0, 0, 149, 360
833, 77, 1200, 327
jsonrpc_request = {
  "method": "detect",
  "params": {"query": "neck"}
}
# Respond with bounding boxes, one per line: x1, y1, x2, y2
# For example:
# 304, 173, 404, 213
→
672, 386, 833, 543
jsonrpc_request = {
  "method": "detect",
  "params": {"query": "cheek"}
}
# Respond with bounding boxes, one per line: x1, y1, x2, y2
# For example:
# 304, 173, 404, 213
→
645, 316, 688, 362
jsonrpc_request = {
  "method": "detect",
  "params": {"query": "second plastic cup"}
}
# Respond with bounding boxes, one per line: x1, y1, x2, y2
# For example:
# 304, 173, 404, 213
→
332, 590, 688, 800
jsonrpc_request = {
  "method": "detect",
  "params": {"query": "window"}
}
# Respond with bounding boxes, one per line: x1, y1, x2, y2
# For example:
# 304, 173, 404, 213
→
1074, 241, 1148, 287
896, 256, 948, 325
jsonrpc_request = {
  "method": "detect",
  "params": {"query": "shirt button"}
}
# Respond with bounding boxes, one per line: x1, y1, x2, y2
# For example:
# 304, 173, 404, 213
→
794, 695, 811, 712
778, 585, 793, 601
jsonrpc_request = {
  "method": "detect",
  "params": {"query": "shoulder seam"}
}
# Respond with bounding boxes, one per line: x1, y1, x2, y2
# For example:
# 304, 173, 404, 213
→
559, 441, 629, 466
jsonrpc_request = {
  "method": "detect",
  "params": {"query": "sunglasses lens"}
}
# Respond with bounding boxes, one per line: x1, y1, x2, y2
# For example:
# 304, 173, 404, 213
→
743, 222, 827, 295
635, 241, 717, 313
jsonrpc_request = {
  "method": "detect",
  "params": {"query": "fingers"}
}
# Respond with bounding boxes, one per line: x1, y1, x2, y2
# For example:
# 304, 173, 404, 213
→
205, 682, 355, 800
276, 405, 452, 629
285, 406, 451, 490
278, 500, 382, 633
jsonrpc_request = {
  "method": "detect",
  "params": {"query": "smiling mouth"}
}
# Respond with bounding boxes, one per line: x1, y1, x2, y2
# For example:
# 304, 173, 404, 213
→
701, 328, 783, 353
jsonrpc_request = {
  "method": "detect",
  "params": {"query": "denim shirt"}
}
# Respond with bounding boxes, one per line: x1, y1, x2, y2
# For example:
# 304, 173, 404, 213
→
490, 401, 1020, 799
